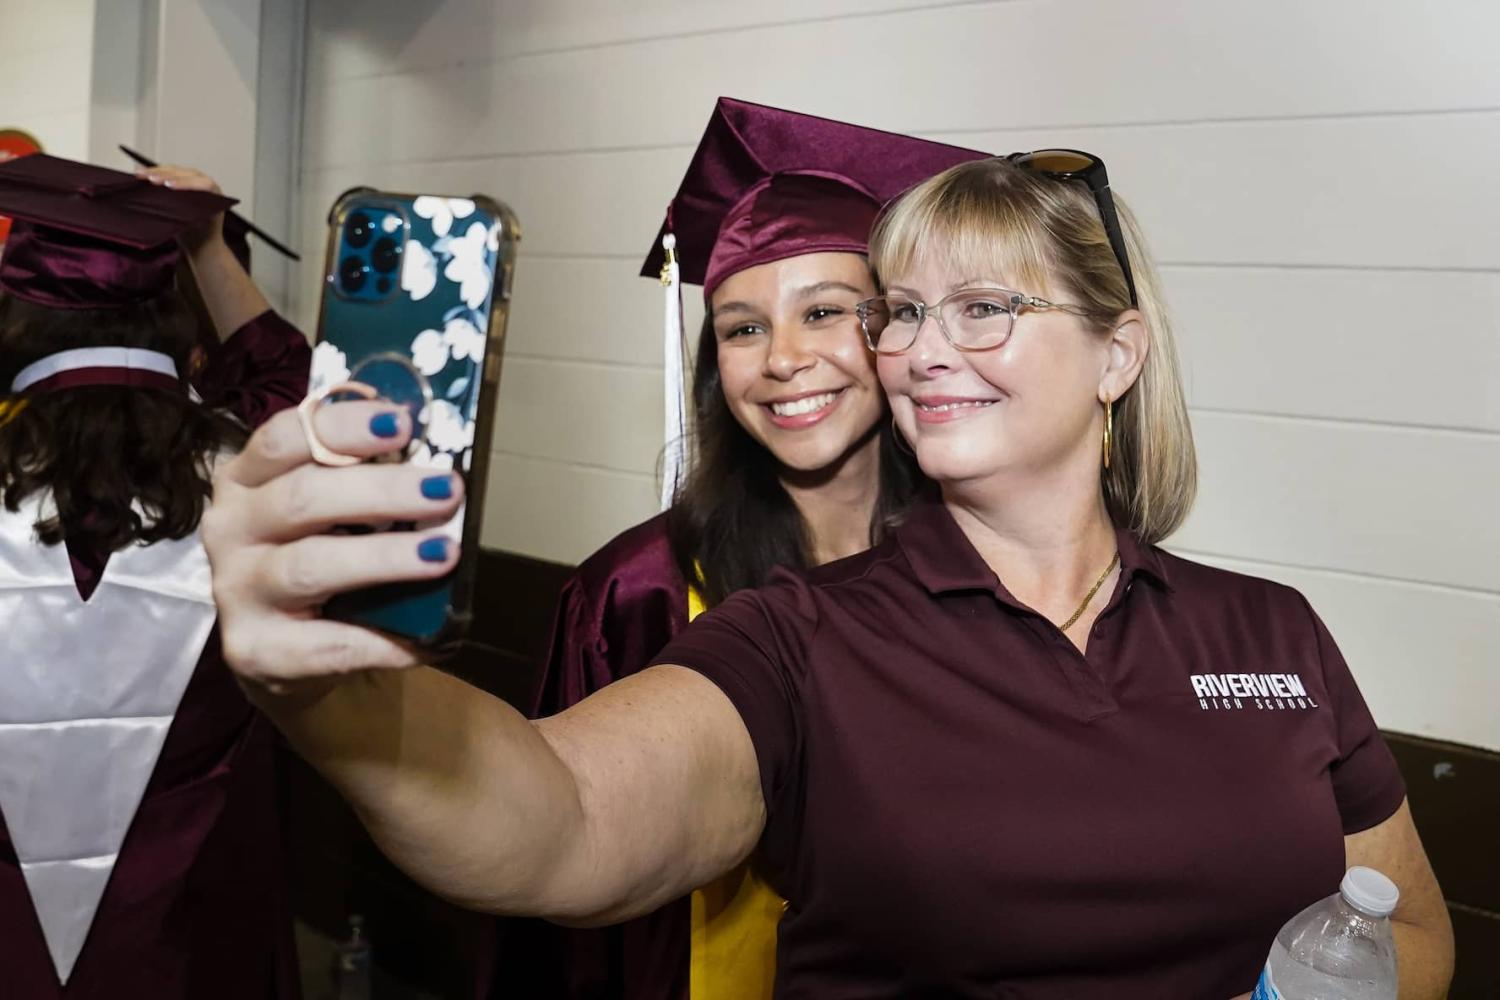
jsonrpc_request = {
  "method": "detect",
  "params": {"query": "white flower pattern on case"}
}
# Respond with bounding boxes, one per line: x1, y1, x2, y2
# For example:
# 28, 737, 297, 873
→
425, 399, 474, 454
410, 328, 449, 377
309, 341, 349, 396
397, 199, 494, 471
410, 441, 455, 471
409, 317, 484, 378
412, 196, 477, 238
444, 221, 494, 309
402, 240, 438, 301
442, 316, 485, 363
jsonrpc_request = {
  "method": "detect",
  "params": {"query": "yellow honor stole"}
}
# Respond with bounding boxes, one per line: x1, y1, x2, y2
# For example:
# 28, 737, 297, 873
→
686, 584, 784, 999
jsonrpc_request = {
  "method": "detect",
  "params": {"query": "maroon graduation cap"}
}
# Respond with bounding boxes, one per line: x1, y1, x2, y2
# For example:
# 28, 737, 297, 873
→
117, 145, 301, 274
0, 153, 234, 310
0, 154, 243, 397
641, 97, 989, 297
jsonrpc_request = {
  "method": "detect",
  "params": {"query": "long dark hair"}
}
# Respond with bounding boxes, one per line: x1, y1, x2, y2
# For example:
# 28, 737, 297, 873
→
666, 314, 922, 606
0, 292, 247, 553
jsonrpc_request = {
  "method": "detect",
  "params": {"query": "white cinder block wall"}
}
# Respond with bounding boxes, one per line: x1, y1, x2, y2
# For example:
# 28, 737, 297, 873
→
293, 0, 1498, 749
0, 0, 96, 159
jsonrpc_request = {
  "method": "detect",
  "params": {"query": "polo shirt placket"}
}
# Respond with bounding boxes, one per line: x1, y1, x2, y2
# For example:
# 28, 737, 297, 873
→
897, 499, 1172, 725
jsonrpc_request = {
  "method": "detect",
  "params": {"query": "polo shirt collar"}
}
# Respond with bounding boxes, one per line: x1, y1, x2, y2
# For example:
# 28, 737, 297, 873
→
895, 495, 1173, 602
1115, 520, 1173, 593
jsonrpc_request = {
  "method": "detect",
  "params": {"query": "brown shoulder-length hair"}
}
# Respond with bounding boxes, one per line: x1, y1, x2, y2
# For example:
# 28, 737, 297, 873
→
869, 158, 1197, 544
0, 292, 246, 553
666, 312, 923, 606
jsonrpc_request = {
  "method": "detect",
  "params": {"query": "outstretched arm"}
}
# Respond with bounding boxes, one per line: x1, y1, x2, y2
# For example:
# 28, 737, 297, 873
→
204, 402, 764, 920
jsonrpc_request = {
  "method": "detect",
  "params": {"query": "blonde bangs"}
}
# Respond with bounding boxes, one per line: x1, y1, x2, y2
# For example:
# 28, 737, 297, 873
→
871, 168, 1057, 300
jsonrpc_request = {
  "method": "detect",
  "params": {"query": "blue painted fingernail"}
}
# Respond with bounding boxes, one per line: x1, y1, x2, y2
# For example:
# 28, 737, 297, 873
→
370, 412, 400, 438
418, 537, 449, 562
421, 475, 453, 500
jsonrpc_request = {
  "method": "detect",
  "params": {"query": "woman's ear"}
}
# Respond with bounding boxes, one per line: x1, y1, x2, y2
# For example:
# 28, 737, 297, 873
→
1100, 309, 1149, 404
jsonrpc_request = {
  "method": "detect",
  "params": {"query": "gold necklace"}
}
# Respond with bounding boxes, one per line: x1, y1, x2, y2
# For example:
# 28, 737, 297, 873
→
1059, 552, 1120, 632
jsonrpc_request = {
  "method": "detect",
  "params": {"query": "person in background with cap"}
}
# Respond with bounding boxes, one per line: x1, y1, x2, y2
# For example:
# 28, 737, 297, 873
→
0, 155, 307, 998
518, 99, 985, 1000
194, 126, 1454, 995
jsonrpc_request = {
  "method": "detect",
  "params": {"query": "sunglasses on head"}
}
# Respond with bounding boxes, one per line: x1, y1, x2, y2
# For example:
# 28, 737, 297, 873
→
1005, 149, 1138, 307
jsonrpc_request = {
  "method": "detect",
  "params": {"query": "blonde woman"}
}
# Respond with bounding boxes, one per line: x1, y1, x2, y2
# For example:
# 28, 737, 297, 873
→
200, 152, 1453, 997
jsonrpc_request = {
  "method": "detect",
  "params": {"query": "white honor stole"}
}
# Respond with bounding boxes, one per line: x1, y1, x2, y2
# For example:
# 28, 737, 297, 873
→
0, 493, 216, 985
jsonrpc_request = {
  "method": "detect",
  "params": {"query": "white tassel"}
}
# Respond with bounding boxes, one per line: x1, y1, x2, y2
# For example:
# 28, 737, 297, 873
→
659, 232, 688, 510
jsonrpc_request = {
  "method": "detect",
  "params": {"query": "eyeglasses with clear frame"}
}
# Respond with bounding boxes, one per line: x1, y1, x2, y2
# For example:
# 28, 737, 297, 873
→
854, 287, 1091, 355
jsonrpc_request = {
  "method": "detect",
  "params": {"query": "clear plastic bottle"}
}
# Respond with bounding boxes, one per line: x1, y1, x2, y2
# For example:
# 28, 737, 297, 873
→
332, 913, 372, 1000
1253, 866, 1399, 1000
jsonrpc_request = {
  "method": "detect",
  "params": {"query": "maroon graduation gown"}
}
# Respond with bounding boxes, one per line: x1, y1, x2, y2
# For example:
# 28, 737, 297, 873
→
0, 310, 310, 998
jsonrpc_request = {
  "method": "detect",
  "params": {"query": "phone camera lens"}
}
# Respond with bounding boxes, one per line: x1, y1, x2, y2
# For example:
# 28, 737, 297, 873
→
345, 212, 374, 249
371, 235, 402, 274
339, 255, 368, 293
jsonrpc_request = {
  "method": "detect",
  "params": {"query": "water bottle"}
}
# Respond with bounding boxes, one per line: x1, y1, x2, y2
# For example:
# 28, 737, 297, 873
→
332, 913, 372, 1000
1253, 866, 1398, 1000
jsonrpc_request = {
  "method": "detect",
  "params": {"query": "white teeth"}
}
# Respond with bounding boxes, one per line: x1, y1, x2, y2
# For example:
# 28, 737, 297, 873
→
771, 391, 839, 417
917, 400, 994, 412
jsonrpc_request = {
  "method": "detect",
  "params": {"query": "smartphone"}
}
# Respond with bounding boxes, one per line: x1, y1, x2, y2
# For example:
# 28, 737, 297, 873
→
311, 187, 519, 647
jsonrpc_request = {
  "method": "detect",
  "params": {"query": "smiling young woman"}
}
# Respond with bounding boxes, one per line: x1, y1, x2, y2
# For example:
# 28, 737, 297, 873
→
682, 249, 893, 588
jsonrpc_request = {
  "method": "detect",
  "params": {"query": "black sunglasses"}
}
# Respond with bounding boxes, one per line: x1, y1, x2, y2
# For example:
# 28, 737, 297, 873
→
1006, 149, 1138, 307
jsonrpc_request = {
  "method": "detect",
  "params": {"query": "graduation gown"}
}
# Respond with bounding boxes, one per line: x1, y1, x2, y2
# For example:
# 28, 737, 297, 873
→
526, 514, 781, 1000
0, 310, 309, 998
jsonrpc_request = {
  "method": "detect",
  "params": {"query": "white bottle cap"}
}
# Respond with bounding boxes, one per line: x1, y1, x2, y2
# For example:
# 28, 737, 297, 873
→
1341, 866, 1400, 917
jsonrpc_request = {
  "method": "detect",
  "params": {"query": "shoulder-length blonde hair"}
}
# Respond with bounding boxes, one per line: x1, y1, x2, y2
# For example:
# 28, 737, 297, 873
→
868, 157, 1196, 544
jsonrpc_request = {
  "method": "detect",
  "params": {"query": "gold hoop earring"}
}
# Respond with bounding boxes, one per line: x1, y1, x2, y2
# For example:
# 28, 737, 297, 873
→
891, 414, 914, 457
1102, 399, 1114, 471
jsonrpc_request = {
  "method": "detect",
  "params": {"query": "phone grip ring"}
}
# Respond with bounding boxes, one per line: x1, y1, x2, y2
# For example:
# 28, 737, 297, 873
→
298, 381, 380, 467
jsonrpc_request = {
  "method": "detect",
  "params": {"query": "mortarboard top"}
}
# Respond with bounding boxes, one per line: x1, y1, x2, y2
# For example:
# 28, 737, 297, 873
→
0, 154, 234, 250
641, 97, 989, 298
0, 154, 234, 309
117, 145, 302, 273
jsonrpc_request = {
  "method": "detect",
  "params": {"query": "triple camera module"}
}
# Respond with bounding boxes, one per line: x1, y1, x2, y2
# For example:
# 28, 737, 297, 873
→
336, 208, 405, 300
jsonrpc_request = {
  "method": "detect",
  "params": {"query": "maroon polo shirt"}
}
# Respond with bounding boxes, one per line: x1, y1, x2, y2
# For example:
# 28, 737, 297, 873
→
652, 497, 1405, 998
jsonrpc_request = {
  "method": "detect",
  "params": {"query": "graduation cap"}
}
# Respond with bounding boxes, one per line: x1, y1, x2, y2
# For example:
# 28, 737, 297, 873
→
644, 98, 989, 508
642, 97, 989, 297
117, 145, 301, 273
0, 153, 234, 310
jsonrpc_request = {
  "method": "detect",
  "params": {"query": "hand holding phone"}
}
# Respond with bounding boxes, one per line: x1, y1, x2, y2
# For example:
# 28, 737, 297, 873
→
310, 188, 519, 647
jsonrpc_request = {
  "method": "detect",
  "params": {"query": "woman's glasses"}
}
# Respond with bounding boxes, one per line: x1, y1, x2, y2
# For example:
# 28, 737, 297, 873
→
855, 287, 1089, 355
